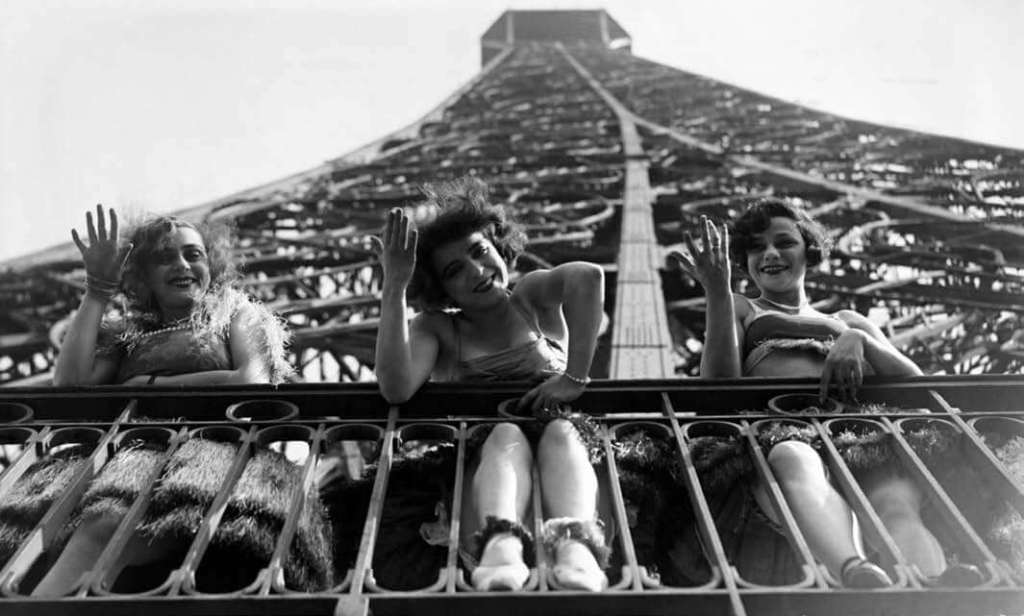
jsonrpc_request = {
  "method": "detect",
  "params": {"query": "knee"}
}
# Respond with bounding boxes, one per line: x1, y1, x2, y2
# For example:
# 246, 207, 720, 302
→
767, 440, 824, 482
482, 423, 531, 459
539, 419, 579, 451
867, 477, 922, 519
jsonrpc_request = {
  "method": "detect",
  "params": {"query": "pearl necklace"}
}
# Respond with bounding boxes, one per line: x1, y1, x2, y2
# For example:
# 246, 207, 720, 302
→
138, 319, 191, 339
756, 296, 809, 313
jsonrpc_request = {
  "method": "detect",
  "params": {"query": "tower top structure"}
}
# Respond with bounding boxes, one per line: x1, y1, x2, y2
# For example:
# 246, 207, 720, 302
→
480, 9, 631, 65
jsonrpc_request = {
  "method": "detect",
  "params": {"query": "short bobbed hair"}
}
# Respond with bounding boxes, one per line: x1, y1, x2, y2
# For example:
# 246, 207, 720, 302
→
120, 215, 237, 315
729, 198, 830, 271
408, 177, 526, 310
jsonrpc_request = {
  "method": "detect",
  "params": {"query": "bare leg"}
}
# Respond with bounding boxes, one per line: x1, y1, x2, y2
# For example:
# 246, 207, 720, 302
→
763, 441, 864, 579
537, 419, 607, 591
865, 475, 945, 577
467, 423, 533, 591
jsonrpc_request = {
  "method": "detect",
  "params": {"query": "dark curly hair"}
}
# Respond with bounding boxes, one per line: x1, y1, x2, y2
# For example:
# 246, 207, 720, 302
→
120, 215, 238, 316
729, 198, 830, 272
408, 177, 526, 310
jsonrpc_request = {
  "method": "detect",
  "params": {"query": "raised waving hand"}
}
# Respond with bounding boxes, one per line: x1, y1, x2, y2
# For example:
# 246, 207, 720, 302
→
71, 205, 132, 298
669, 215, 731, 296
371, 208, 418, 289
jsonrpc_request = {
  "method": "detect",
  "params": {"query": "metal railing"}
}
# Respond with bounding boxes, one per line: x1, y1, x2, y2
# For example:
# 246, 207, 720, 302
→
0, 376, 1022, 615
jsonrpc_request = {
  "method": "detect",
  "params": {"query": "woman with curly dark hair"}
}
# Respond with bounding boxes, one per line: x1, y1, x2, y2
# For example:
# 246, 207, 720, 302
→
371, 177, 607, 592
669, 198, 980, 588
53, 205, 291, 386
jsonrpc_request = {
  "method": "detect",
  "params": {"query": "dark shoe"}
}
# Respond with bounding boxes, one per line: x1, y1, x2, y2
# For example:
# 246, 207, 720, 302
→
932, 563, 984, 587
841, 557, 893, 589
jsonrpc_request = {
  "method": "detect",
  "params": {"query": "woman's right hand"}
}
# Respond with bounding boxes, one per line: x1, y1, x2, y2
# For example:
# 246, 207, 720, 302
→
71, 204, 132, 282
370, 208, 418, 289
669, 215, 731, 295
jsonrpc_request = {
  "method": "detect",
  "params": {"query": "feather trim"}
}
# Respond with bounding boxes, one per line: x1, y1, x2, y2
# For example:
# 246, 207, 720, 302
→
106, 286, 293, 384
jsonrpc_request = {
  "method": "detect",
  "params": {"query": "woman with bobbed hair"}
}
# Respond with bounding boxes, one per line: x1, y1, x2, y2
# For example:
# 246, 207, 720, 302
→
371, 177, 608, 592
670, 198, 978, 588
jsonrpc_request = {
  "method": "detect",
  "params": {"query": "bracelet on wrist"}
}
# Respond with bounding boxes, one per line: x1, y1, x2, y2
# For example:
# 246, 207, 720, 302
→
85, 287, 116, 301
561, 371, 591, 386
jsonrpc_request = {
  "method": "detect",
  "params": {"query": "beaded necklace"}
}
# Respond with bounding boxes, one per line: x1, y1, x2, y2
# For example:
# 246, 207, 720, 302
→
137, 318, 191, 340
755, 296, 809, 314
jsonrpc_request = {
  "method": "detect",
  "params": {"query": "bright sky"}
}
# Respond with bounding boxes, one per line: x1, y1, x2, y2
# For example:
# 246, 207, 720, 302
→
2, 0, 1022, 263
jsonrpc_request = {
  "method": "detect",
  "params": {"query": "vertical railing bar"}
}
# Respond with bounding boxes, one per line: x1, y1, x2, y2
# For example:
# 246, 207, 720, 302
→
740, 419, 828, 588
661, 393, 747, 616
263, 424, 328, 595
348, 406, 398, 594
598, 424, 643, 590
85, 426, 191, 596
880, 416, 1004, 570
942, 411, 1024, 513
0, 427, 51, 498
443, 421, 467, 593
0, 419, 124, 594
812, 418, 917, 587
926, 390, 959, 414
170, 426, 259, 596
113, 398, 139, 424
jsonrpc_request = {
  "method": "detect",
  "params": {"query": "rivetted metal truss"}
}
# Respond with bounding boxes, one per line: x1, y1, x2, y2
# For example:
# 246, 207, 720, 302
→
2, 39, 1024, 384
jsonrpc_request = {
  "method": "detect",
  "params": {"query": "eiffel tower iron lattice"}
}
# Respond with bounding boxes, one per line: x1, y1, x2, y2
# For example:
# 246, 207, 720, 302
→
1, 9, 1023, 385
0, 11, 1023, 616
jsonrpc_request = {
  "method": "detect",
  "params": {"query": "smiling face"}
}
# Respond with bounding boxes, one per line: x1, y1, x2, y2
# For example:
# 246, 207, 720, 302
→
745, 216, 808, 299
143, 226, 211, 320
430, 231, 509, 310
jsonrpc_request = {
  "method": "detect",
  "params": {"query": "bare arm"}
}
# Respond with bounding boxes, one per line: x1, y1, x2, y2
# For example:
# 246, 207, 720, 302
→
374, 300, 440, 404
820, 310, 922, 401
516, 261, 604, 411
52, 294, 120, 385
700, 293, 745, 378
840, 311, 923, 377
53, 205, 130, 386
670, 216, 742, 377
371, 208, 439, 403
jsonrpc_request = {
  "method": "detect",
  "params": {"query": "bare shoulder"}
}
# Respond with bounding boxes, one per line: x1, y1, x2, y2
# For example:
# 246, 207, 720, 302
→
411, 311, 447, 337
731, 293, 753, 320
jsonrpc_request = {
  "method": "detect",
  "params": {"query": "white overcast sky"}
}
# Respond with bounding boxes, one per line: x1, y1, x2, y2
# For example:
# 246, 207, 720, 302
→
2, 0, 1022, 262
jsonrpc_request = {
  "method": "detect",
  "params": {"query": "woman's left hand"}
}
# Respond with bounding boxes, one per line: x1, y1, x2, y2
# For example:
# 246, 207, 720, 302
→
518, 373, 586, 413
820, 329, 867, 402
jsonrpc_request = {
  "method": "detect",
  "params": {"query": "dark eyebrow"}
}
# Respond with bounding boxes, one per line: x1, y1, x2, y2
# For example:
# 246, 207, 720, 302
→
441, 241, 485, 278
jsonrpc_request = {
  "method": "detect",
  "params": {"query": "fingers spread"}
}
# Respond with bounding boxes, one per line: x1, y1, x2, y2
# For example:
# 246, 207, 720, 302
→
700, 215, 711, 252
86, 211, 97, 244
95, 204, 107, 239
669, 250, 695, 274
683, 232, 700, 260
109, 208, 119, 241
369, 235, 384, 255
71, 228, 86, 254
399, 213, 410, 250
